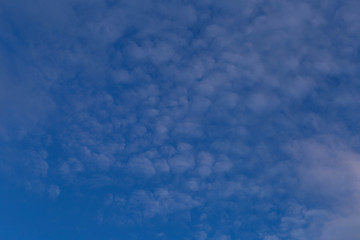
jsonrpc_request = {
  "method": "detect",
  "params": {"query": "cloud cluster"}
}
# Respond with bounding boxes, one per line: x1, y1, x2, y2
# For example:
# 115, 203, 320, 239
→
1, 0, 360, 239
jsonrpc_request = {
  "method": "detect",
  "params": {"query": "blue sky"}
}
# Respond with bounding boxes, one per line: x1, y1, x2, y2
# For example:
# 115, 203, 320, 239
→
1, 0, 360, 239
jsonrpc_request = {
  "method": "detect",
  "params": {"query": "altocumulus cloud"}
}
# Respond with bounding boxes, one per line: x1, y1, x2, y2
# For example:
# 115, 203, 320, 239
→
1, 0, 360, 239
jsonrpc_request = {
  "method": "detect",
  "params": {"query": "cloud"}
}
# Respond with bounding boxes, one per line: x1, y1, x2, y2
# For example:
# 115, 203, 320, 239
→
128, 156, 156, 177
48, 184, 61, 199
1, 0, 360, 239
286, 136, 360, 201
281, 135, 360, 239
129, 188, 202, 218
169, 153, 195, 174
30, 151, 49, 178
197, 151, 214, 178
59, 157, 84, 182
320, 216, 360, 240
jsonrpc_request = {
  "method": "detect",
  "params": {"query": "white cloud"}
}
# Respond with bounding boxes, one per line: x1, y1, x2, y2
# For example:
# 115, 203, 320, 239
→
60, 157, 84, 174
169, 153, 195, 173
128, 156, 156, 177
129, 188, 201, 218
320, 215, 360, 240
197, 151, 214, 178
2, 0, 360, 239
213, 156, 232, 174
283, 136, 360, 239
48, 184, 60, 199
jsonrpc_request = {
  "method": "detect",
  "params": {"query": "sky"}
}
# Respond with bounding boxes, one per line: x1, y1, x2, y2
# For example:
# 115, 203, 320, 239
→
1, 0, 360, 239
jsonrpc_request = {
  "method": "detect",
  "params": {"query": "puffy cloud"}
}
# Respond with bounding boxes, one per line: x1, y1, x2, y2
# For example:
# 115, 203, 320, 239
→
286, 136, 360, 200
169, 153, 195, 174
129, 188, 202, 218
197, 152, 214, 178
128, 156, 156, 177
